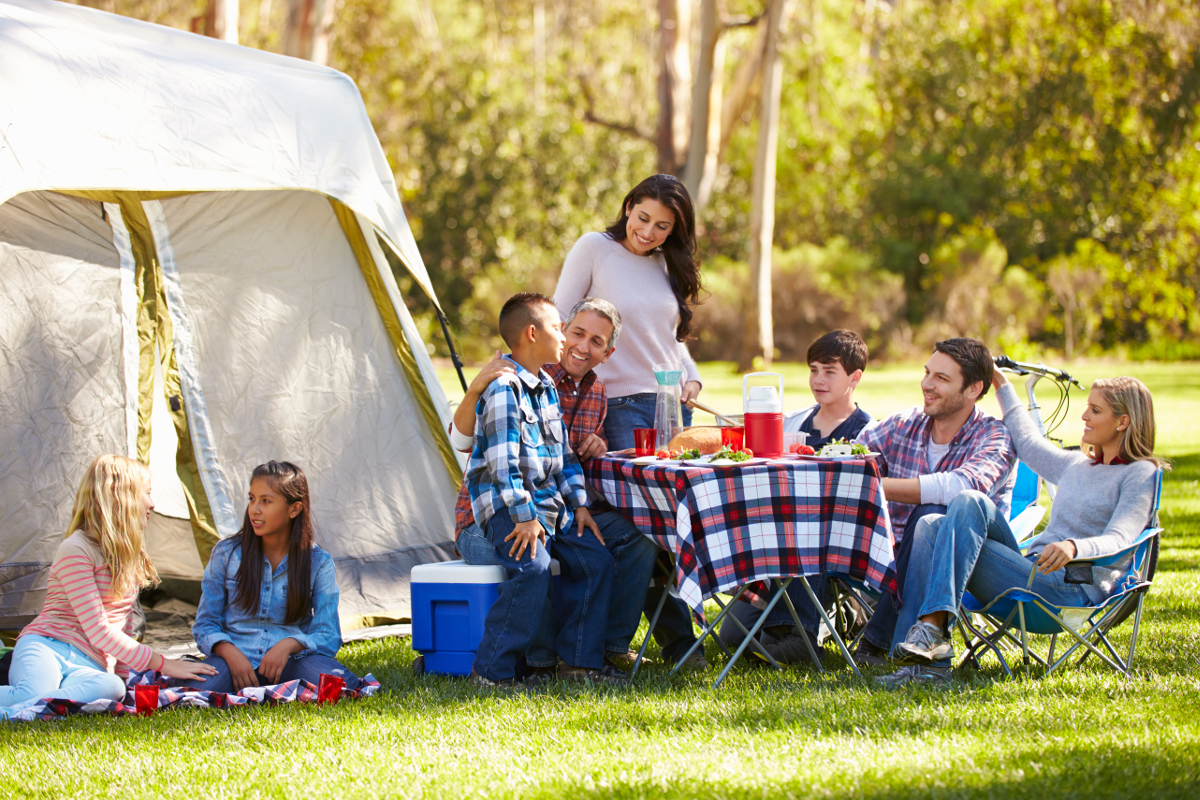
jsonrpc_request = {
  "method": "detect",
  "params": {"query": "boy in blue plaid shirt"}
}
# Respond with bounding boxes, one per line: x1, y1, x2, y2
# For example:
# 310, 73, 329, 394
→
464, 292, 614, 688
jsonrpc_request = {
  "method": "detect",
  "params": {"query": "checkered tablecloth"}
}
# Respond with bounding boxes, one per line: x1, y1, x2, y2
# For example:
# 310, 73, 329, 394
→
585, 456, 896, 614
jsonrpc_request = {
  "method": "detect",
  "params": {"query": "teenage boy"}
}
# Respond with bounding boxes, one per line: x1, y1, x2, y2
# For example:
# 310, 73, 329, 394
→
718, 330, 877, 661
784, 329, 875, 449
462, 293, 608, 689
850, 337, 1016, 676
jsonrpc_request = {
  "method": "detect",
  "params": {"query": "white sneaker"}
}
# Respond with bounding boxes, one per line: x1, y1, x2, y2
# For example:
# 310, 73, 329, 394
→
893, 621, 953, 665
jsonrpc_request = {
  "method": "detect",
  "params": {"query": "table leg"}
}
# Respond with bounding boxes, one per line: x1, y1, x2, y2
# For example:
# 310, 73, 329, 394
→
784, 575, 863, 679
668, 584, 750, 677
630, 582, 670, 679
711, 578, 800, 688
710, 593, 779, 668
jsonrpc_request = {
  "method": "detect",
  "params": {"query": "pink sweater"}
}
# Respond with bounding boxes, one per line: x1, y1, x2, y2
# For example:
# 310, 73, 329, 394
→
19, 531, 155, 676
553, 232, 701, 398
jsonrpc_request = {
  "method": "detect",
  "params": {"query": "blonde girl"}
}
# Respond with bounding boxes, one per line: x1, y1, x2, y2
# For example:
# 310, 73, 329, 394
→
1, 455, 215, 719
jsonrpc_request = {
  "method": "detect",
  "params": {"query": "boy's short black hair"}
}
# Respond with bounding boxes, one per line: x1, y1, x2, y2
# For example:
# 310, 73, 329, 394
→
806, 330, 868, 375
499, 292, 556, 349
934, 337, 994, 398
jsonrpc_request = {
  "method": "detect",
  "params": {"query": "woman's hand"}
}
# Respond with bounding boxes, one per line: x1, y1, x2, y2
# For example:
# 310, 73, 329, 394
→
992, 368, 1011, 391
213, 641, 259, 691
158, 656, 219, 683
1036, 540, 1078, 574
258, 638, 303, 684
681, 380, 701, 405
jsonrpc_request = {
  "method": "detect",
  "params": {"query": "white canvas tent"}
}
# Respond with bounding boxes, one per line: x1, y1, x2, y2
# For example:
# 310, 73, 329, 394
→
0, 0, 463, 633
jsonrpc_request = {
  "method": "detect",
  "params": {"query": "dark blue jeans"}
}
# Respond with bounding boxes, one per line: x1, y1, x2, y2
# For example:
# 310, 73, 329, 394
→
605, 393, 699, 659
167, 652, 363, 695
860, 504, 948, 650
472, 512, 554, 682
539, 518, 614, 669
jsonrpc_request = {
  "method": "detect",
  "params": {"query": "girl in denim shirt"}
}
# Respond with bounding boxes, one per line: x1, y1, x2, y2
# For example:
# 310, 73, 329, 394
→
186, 461, 363, 694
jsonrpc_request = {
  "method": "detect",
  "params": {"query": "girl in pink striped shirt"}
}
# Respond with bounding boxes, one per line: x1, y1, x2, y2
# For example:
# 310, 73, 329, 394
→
1, 455, 216, 719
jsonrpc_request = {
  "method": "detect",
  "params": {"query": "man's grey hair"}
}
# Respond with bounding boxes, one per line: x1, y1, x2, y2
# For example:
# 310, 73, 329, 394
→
566, 297, 622, 350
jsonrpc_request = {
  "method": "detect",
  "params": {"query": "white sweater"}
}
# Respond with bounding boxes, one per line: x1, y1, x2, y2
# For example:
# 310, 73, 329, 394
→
553, 232, 701, 398
998, 383, 1159, 604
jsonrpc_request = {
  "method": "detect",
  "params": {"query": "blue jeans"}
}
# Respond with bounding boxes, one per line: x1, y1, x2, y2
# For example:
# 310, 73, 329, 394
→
1, 634, 126, 718
168, 652, 363, 694
860, 503, 948, 650
459, 510, 651, 665
605, 393, 699, 658
892, 491, 1090, 666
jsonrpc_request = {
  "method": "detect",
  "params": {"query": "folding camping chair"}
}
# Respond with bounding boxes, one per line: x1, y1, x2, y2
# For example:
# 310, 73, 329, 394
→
956, 470, 1163, 679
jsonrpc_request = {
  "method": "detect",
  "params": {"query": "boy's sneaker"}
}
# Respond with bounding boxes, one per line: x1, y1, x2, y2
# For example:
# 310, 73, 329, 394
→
522, 666, 558, 689
558, 660, 631, 687
604, 650, 642, 671
893, 621, 953, 665
851, 641, 890, 669
470, 670, 523, 692
875, 664, 951, 688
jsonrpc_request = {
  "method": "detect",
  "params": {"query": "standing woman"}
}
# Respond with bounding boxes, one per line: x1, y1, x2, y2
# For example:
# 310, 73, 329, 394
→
554, 174, 704, 451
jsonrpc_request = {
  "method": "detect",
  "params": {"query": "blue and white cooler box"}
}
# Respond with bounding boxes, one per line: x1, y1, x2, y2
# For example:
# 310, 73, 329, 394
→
410, 559, 562, 676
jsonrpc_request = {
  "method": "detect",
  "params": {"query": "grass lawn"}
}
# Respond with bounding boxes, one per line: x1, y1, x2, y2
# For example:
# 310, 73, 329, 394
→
3, 361, 1198, 798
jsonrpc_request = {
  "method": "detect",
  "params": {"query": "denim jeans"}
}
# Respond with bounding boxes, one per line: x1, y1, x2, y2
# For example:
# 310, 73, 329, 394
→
1, 634, 126, 718
471, 511, 554, 681
167, 651, 364, 694
605, 392, 699, 659
459, 510, 652, 665
860, 503, 948, 650
892, 491, 1090, 666
717, 576, 828, 649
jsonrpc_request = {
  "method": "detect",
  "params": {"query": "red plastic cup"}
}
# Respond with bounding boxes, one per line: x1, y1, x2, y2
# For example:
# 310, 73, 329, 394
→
633, 428, 658, 457
134, 684, 159, 716
318, 673, 345, 704
720, 426, 745, 451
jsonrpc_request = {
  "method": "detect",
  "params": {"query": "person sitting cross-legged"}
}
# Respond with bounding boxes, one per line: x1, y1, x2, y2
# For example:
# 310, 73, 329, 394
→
878, 371, 1166, 686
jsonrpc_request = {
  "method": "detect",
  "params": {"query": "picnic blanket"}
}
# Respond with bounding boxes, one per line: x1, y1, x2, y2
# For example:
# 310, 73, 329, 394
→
585, 456, 897, 614
4, 668, 380, 722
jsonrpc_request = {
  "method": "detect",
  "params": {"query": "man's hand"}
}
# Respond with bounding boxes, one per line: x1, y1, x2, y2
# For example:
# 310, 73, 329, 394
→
213, 642, 259, 691
258, 637, 304, 684
574, 506, 604, 545
576, 433, 607, 462
681, 380, 702, 405
505, 518, 547, 560
1036, 540, 1077, 574
453, 352, 516, 442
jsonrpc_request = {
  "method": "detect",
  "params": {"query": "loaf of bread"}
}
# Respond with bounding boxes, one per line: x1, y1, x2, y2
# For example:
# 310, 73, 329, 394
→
668, 427, 723, 455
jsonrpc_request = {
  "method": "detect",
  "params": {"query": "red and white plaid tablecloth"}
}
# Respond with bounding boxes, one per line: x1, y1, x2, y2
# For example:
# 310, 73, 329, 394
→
585, 456, 897, 613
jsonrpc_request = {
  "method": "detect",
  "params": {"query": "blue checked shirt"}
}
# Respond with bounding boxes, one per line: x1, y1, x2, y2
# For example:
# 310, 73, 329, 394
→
192, 537, 343, 665
855, 405, 1016, 537
465, 357, 588, 535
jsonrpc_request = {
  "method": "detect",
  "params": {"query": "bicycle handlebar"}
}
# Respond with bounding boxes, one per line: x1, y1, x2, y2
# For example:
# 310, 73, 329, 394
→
994, 355, 1084, 389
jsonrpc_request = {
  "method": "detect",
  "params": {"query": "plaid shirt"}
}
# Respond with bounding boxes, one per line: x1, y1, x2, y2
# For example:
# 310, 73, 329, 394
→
463, 357, 589, 535
454, 362, 606, 537
856, 405, 1016, 537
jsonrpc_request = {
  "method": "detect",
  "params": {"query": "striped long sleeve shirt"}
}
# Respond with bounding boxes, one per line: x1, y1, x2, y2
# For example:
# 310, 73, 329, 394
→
19, 531, 155, 676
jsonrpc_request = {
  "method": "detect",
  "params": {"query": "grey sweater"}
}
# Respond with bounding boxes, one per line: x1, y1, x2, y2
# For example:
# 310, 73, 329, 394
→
997, 383, 1159, 604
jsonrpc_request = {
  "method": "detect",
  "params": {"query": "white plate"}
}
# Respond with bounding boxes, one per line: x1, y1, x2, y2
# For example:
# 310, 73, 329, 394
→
796, 452, 880, 461
630, 455, 662, 465
682, 457, 770, 468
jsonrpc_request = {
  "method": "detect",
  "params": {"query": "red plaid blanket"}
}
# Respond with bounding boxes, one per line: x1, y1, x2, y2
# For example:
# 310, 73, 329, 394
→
585, 456, 897, 613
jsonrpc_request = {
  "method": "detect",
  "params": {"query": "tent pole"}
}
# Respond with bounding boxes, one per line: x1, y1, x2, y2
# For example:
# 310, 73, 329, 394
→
437, 309, 468, 392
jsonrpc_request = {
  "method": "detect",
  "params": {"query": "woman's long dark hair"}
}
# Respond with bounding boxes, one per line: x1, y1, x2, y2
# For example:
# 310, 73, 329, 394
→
232, 461, 315, 625
603, 174, 701, 341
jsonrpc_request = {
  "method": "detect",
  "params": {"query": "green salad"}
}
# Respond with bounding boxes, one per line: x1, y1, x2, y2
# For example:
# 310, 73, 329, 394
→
679, 448, 702, 460
708, 446, 753, 463
818, 438, 871, 456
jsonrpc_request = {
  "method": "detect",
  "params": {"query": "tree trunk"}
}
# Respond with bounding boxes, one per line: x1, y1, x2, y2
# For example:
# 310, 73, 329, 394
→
720, 14, 769, 160
192, 0, 239, 43
284, 0, 338, 65
683, 0, 724, 210
656, 0, 692, 175
741, 0, 791, 369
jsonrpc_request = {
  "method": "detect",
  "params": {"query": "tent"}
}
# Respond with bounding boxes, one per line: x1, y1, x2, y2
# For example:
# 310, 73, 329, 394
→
0, 0, 463, 634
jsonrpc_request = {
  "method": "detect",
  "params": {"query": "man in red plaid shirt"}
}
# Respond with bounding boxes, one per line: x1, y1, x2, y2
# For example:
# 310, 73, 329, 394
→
448, 298, 660, 681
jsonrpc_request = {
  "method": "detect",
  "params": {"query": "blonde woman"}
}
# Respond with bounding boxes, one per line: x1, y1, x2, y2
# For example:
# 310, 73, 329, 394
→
1, 455, 215, 718
878, 373, 1167, 687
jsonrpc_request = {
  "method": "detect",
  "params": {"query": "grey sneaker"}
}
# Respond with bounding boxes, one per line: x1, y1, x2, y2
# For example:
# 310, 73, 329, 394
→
876, 664, 951, 688
757, 629, 825, 667
893, 621, 953, 665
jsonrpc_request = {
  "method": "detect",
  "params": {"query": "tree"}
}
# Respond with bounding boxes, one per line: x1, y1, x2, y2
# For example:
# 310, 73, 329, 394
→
284, 0, 336, 64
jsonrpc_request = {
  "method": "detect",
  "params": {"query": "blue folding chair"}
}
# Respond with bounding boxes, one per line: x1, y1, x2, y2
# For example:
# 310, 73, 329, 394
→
956, 470, 1163, 679
1007, 460, 1046, 542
